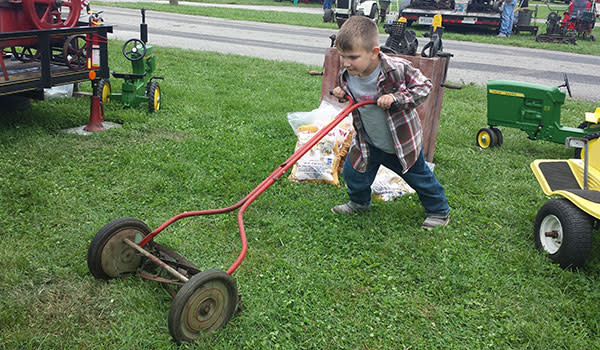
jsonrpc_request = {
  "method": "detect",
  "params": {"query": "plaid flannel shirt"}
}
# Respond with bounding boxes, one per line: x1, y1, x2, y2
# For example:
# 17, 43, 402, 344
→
338, 52, 432, 174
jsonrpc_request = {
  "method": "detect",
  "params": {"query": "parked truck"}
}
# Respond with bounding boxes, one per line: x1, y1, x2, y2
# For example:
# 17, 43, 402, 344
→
399, 0, 502, 30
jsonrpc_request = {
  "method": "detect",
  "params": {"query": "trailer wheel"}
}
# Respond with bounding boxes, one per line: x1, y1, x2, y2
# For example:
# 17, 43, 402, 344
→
63, 35, 87, 71
168, 270, 238, 343
147, 81, 161, 113
491, 127, 503, 147
534, 199, 594, 268
97, 79, 111, 104
87, 217, 151, 280
10, 46, 39, 62
476, 128, 497, 149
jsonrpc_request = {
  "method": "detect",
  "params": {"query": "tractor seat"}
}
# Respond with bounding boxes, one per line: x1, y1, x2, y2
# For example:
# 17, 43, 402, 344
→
112, 71, 146, 80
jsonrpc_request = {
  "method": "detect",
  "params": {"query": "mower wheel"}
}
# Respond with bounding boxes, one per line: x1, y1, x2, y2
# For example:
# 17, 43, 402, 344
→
168, 269, 238, 342
97, 79, 111, 104
534, 199, 594, 269
476, 127, 497, 149
87, 217, 151, 280
490, 127, 503, 147
147, 81, 161, 113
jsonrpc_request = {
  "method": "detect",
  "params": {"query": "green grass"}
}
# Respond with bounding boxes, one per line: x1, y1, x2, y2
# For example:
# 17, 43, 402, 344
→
183, 0, 323, 6
99, 1, 600, 56
1, 43, 600, 349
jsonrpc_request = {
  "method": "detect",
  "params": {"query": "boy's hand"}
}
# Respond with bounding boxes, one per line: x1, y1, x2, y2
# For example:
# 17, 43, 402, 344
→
377, 94, 395, 109
332, 87, 348, 102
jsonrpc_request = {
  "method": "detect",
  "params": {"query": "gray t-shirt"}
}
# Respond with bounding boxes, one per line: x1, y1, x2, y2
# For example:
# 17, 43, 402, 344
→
347, 63, 395, 154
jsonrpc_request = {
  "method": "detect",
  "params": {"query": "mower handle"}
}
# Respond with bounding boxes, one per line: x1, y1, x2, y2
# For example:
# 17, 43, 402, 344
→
329, 90, 400, 109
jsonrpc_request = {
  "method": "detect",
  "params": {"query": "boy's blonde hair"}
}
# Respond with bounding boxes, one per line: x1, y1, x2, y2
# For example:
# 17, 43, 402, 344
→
335, 16, 379, 52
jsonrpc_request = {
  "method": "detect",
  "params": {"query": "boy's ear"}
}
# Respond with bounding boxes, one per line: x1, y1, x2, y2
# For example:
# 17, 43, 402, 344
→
371, 46, 380, 57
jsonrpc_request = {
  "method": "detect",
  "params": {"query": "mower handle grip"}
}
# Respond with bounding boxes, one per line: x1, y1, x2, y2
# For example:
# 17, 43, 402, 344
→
329, 90, 400, 109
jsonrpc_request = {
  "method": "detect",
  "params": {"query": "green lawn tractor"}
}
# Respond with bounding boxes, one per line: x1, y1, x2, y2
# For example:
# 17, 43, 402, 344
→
476, 74, 600, 152
98, 9, 163, 113
530, 133, 600, 268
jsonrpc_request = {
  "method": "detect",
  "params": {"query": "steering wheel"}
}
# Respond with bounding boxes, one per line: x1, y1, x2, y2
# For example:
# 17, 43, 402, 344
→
558, 72, 572, 97
122, 38, 146, 61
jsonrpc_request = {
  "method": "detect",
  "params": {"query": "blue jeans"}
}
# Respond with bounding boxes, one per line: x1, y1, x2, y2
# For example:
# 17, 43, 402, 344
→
342, 146, 450, 216
323, 0, 332, 9
499, 0, 516, 36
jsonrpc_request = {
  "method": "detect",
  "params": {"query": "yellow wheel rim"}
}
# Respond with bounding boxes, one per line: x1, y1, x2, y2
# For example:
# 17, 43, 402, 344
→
478, 131, 492, 148
101, 83, 111, 103
153, 87, 161, 111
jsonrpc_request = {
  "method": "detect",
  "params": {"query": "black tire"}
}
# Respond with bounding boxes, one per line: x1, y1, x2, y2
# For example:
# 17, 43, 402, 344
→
533, 199, 594, 268
490, 127, 503, 147
476, 127, 497, 149
96, 79, 111, 104
168, 269, 238, 342
323, 9, 334, 22
147, 81, 161, 113
87, 217, 151, 280
369, 4, 378, 20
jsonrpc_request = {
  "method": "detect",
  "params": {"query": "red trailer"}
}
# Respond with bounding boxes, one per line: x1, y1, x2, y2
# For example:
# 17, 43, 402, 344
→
0, 0, 111, 98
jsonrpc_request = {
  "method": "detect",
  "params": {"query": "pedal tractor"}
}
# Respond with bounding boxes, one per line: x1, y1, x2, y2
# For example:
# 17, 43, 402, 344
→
476, 74, 600, 153
530, 113, 600, 268
98, 8, 163, 112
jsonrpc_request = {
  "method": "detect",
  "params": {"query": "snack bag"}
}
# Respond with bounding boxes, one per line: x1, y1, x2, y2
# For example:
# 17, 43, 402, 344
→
287, 101, 353, 186
289, 124, 341, 186
371, 163, 435, 201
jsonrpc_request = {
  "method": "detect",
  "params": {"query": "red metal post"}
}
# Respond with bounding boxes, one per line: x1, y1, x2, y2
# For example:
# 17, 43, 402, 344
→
83, 94, 105, 132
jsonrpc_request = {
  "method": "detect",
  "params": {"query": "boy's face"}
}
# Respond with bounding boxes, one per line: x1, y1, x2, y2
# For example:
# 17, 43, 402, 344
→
338, 45, 380, 78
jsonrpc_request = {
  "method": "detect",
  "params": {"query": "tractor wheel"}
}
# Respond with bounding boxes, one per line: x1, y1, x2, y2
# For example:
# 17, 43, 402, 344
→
533, 199, 594, 269
168, 270, 238, 343
147, 81, 161, 113
97, 79, 111, 104
87, 217, 151, 280
490, 127, 503, 147
476, 127, 497, 149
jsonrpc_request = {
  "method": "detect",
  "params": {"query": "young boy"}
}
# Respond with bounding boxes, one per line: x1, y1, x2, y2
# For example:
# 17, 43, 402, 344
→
331, 16, 450, 230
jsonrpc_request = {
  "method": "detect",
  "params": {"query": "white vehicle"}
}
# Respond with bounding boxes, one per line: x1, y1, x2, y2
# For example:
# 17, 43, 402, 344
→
325, 0, 381, 27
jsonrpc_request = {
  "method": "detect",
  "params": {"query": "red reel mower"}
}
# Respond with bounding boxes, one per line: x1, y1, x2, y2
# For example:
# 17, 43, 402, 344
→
87, 95, 378, 342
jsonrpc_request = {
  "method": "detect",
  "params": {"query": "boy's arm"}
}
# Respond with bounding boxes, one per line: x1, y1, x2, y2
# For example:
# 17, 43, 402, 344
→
389, 63, 432, 110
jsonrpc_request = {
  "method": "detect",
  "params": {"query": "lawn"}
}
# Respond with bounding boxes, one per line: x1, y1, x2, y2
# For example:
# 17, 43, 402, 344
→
1, 43, 600, 349
98, 1, 600, 56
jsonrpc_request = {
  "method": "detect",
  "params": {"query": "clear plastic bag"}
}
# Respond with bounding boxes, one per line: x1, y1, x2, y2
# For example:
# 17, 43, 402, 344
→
287, 101, 353, 186
372, 162, 435, 201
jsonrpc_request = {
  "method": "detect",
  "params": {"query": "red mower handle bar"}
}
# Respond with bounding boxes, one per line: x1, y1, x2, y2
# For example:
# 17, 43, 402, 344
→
137, 96, 376, 274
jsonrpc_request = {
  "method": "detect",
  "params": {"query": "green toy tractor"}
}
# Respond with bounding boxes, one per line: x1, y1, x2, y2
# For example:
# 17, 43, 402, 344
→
476, 74, 600, 151
97, 9, 163, 113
